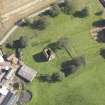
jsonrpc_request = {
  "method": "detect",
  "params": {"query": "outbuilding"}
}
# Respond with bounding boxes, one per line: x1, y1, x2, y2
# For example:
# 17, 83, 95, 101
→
17, 65, 37, 82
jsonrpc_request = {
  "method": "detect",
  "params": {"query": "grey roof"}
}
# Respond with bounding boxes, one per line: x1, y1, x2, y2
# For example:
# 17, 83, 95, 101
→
17, 65, 37, 82
1, 91, 18, 105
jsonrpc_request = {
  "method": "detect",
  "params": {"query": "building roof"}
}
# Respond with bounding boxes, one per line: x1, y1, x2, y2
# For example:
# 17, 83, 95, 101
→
17, 65, 37, 82
0, 86, 9, 96
1, 91, 18, 105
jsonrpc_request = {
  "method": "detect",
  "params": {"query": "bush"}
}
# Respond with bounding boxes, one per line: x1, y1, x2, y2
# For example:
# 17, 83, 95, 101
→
6, 36, 28, 49
6, 41, 14, 48
18, 36, 27, 48
95, 10, 103, 16
32, 16, 48, 30
13, 82, 20, 90
100, 48, 105, 59
51, 71, 65, 81
62, 0, 73, 15
61, 56, 86, 76
24, 18, 33, 26
73, 7, 89, 18
92, 19, 105, 27
38, 74, 52, 82
97, 29, 105, 43
56, 37, 69, 49
16, 48, 23, 59
48, 4, 60, 17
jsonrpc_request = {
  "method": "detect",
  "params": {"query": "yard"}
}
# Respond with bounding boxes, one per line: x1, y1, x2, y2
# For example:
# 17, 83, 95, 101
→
4, 0, 105, 105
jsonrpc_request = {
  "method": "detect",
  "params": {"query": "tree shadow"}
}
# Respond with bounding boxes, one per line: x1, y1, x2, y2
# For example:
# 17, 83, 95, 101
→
61, 60, 78, 77
33, 52, 47, 63
100, 48, 105, 59
73, 8, 88, 18
37, 74, 52, 83
47, 42, 58, 52
95, 10, 103, 16
92, 19, 105, 27
97, 29, 105, 43
61, 56, 86, 76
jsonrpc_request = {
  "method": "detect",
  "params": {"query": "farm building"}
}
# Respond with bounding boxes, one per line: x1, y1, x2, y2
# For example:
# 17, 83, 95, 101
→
17, 65, 37, 82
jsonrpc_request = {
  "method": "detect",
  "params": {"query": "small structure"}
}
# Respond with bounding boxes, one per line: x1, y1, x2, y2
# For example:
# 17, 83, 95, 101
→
17, 65, 37, 82
43, 48, 55, 61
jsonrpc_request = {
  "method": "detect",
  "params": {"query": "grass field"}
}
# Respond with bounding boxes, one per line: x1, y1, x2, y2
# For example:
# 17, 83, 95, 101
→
5, 0, 105, 105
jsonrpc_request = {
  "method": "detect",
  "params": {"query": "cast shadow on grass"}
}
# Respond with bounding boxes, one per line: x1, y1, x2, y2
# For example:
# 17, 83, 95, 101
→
92, 19, 105, 27
37, 74, 52, 83
100, 48, 105, 59
95, 10, 103, 16
73, 8, 89, 18
33, 52, 47, 63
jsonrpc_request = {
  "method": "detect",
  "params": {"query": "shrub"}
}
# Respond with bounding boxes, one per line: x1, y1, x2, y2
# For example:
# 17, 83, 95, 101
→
73, 7, 89, 18
95, 10, 103, 16
62, 0, 74, 15
13, 82, 20, 90
92, 19, 105, 27
38, 74, 52, 82
6, 41, 14, 48
97, 29, 105, 42
100, 48, 105, 59
61, 56, 86, 76
56, 37, 69, 49
24, 18, 33, 26
51, 71, 65, 81
16, 48, 23, 60
32, 16, 48, 30
48, 4, 60, 17
18, 36, 27, 48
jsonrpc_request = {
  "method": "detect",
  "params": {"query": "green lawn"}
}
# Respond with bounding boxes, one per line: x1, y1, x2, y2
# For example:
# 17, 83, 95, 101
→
5, 0, 105, 105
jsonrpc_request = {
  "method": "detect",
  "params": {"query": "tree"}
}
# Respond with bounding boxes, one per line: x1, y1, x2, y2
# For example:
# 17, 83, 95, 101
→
63, 0, 73, 15
92, 19, 105, 27
6, 41, 14, 48
61, 56, 86, 76
48, 4, 60, 17
37, 74, 51, 82
57, 37, 72, 58
24, 18, 33, 26
100, 48, 105, 59
16, 48, 23, 60
18, 36, 27, 48
51, 71, 65, 81
57, 37, 69, 49
32, 16, 48, 30
13, 82, 20, 90
73, 7, 89, 18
